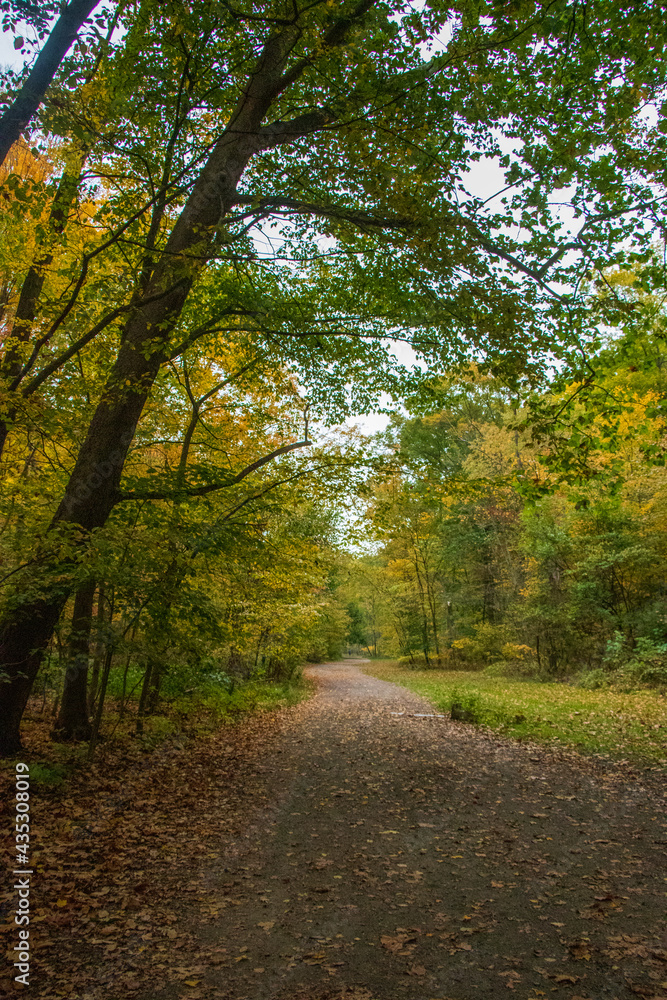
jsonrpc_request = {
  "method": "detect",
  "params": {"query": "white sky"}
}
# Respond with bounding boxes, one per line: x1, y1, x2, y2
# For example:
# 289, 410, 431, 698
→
0, 17, 44, 69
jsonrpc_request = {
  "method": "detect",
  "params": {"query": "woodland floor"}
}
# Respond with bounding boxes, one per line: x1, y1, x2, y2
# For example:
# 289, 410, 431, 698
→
2, 659, 667, 1000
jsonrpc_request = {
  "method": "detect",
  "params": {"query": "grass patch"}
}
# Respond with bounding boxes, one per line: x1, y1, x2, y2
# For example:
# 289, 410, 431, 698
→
26, 762, 68, 788
166, 677, 309, 736
364, 661, 667, 765
82, 676, 312, 748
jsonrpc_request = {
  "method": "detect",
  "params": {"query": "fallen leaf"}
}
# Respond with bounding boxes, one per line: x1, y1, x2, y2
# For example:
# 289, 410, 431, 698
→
569, 941, 592, 960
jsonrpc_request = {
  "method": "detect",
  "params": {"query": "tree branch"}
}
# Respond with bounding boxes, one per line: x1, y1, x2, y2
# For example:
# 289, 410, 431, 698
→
274, 0, 380, 95
258, 107, 338, 147
18, 286, 184, 396
118, 439, 311, 503
232, 194, 410, 230
0, 0, 102, 166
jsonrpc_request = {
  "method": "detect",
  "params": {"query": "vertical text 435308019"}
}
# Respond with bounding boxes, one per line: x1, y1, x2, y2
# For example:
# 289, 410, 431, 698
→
13, 763, 31, 987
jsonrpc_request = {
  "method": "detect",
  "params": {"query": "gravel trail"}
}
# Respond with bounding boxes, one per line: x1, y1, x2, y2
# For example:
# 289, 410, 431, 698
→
175, 659, 666, 1000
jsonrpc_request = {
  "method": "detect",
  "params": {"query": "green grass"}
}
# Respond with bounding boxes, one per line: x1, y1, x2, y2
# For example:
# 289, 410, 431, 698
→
25, 762, 68, 787
364, 661, 667, 765
168, 677, 309, 733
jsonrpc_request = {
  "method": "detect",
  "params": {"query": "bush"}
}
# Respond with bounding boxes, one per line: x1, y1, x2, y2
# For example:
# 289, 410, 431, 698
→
29, 763, 67, 788
207, 671, 236, 694
600, 632, 667, 689
578, 668, 611, 690
501, 642, 536, 661
449, 637, 485, 668
448, 689, 484, 723
397, 651, 440, 668
483, 657, 541, 679
473, 622, 509, 660
266, 657, 302, 683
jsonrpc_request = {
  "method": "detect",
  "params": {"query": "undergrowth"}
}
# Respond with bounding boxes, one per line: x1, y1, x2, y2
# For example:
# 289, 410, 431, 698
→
13, 673, 310, 780
364, 661, 667, 765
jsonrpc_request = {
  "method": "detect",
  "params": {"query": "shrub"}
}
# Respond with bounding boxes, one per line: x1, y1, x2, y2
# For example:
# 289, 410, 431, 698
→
398, 651, 438, 668
601, 632, 667, 689
450, 637, 484, 666
207, 671, 236, 694
448, 689, 484, 723
28, 763, 67, 788
473, 622, 509, 660
483, 657, 541, 679
578, 668, 611, 690
501, 642, 536, 661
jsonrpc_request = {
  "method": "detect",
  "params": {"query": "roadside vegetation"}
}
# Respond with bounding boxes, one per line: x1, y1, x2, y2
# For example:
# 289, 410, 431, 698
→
15, 659, 309, 768
365, 661, 667, 765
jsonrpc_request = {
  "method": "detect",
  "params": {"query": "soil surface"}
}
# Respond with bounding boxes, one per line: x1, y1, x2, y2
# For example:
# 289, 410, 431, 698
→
5, 659, 666, 1000
149, 659, 666, 1000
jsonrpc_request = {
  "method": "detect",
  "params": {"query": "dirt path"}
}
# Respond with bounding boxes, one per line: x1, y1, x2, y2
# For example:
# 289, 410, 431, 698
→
146, 659, 666, 1000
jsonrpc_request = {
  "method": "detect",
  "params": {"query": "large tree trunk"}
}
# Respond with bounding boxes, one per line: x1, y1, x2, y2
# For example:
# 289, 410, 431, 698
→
52, 580, 95, 741
0, 275, 183, 752
0, 22, 309, 754
0, 599, 64, 755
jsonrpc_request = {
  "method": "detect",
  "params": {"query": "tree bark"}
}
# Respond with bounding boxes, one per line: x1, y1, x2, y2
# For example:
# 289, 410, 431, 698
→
0, 0, 100, 167
135, 660, 153, 734
87, 643, 113, 760
52, 580, 95, 741
87, 582, 106, 712
411, 543, 431, 665
146, 662, 162, 714
0, 598, 64, 754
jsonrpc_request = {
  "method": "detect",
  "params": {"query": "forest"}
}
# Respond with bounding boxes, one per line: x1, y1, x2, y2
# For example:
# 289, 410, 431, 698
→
1, 0, 666, 756
1, 3, 667, 999
348, 338, 667, 684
